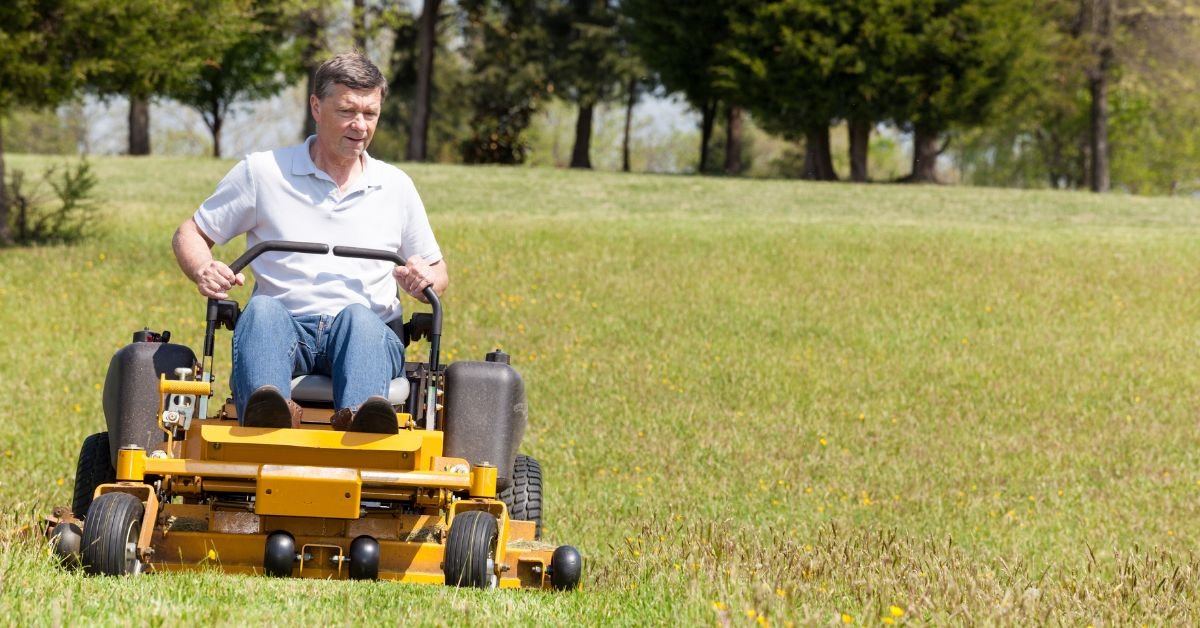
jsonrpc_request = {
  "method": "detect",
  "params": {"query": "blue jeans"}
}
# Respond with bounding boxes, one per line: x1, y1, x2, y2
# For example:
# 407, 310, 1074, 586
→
230, 295, 405, 421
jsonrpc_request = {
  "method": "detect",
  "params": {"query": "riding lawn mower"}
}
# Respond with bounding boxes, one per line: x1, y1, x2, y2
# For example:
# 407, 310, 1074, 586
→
43, 241, 582, 590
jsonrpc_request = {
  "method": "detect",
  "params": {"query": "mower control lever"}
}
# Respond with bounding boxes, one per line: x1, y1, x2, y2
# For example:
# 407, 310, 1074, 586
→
228, 241, 330, 274
331, 245, 443, 373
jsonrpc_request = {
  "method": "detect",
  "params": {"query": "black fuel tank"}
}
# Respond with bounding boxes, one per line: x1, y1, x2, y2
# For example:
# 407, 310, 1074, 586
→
101, 335, 197, 465
442, 359, 527, 491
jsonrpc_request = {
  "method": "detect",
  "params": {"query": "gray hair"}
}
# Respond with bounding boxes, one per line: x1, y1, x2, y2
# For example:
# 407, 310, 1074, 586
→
312, 52, 389, 100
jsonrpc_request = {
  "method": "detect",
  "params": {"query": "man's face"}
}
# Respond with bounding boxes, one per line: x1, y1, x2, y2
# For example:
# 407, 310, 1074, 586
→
310, 83, 383, 162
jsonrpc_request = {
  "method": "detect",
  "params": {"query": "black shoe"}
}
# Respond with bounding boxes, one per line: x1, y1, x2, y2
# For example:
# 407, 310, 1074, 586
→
243, 385, 301, 428
349, 396, 398, 434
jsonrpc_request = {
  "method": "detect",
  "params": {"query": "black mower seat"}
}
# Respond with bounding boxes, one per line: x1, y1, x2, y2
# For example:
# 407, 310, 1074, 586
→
289, 375, 410, 406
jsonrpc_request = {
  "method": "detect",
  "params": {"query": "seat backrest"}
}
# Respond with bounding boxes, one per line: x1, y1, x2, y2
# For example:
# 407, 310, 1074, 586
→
290, 375, 410, 406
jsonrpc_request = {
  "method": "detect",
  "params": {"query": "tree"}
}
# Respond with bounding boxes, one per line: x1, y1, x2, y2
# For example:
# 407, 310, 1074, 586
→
457, 0, 551, 164
722, 1, 860, 180
1101, 3, 1200, 193
295, 0, 332, 139
0, 0, 116, 244
407, 0, 443, 161
1071, 0, 1200, 192
375, 2, 473, 163
878, 0, 1036, 182
83, 0, 248, 155
166, 4, 302, 158
623, 0, 741, 174
949, 0, 1200, 194
544, 0, 626, 169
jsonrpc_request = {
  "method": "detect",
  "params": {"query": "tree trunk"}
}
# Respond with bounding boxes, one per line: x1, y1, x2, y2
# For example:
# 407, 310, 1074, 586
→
353, 0, 368, 51
1089, 73, 1110, 192
128, 95, 151, 156
0, 121, 9, 246
699, 99, 717, 174
1088, 0, 1113, 193
303, 62, 319, 138
801, 126, 837, 181
910, 126, 940, 183
724, 105, 743, 175
407, 0, 441, 162
211, 116, 223, 159
569, 102, 594, 169
848, 119, 870, 182
622, 78, 636, 173
300, 8, 326, 140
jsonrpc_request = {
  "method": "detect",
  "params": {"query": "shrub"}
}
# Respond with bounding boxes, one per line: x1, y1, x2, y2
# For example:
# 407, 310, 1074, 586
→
6, 159, 100, 245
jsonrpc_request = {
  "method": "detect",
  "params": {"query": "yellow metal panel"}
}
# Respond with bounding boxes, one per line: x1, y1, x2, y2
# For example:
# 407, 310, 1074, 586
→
144, 458, 471, 492
202, 424, 425, 450
508, 520, 538, 541
192, 423, 444, 472
255, 465, 361, 519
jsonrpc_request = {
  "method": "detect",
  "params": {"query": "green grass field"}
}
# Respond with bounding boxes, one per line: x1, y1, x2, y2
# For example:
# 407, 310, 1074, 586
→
3, 154, 1200, 624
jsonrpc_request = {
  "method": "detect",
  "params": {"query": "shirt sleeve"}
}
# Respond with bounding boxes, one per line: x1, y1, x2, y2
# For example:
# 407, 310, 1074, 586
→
193, 159, 257, 246
399, 179, 443, 264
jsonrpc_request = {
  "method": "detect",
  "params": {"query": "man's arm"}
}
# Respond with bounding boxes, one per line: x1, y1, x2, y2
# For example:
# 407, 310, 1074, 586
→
394, 256, 448, 303
172, 217, 245, 299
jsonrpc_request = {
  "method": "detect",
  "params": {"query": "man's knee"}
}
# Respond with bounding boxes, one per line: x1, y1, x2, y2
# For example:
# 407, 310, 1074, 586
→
333, 303, 378, 330
237, 295, 292, 333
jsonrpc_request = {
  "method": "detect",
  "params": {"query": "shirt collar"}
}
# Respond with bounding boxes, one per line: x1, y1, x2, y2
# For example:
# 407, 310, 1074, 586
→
292, 135, 383, 190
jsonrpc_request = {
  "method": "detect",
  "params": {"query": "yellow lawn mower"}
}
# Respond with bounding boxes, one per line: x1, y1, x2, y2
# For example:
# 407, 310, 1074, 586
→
45, 241, 581, 590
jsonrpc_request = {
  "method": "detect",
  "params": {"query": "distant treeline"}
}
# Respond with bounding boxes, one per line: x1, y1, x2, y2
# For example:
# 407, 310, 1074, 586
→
3, 1, 1199, 197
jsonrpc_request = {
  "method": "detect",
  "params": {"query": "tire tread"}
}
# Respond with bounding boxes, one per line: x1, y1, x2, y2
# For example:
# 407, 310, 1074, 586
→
443, 510, 498, 588
80, 492, 143, 576
498, 454, 543, 539
72, 432, 116, 518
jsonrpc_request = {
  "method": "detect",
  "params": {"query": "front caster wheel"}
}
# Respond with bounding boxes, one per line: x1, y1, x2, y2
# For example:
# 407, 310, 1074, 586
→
348, 535, 380, 580
550, 545, 582, 590
444, 510, 498, 588
80, 492, 144, 576
263, 531, 295, 577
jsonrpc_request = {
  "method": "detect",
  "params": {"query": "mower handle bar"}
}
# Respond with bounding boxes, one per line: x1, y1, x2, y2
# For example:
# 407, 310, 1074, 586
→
330, 246, 443, 340
228, 240, 329, 274
206, 240, 442, 371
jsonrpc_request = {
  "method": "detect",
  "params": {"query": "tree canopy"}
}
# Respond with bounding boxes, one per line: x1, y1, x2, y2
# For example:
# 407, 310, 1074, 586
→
165, 3, 302, 157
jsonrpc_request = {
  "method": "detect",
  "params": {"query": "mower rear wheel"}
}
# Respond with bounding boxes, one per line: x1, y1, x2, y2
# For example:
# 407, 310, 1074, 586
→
72, 432, 116, 518
443, 511, 498, 588
499, 454, 542, 539
80, 492, 144, 576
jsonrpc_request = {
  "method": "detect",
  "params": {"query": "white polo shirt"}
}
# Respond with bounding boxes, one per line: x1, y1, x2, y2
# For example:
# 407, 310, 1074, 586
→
193, 136, 442, 323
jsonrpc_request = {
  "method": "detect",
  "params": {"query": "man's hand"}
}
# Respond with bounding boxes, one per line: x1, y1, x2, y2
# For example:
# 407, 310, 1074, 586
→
194, 260, 245, 299
173, 217, 242, 299
394, 255, 437, 301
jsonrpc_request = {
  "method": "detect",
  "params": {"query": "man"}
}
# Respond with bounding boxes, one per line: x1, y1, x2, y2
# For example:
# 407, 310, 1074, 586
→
172, 52, 448, 433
